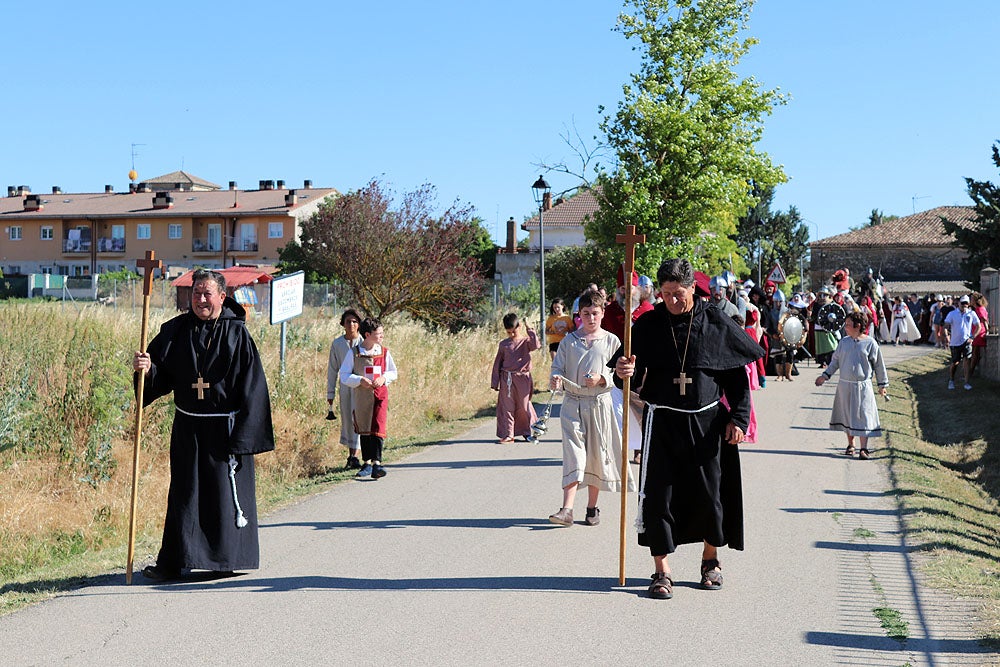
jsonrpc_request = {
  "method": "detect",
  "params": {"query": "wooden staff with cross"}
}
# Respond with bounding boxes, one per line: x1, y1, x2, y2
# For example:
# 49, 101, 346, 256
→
126, 250, 162, 584
616, 225, 645, 586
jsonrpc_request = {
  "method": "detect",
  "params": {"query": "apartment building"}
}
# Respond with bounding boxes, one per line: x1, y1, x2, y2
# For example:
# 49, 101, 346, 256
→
0, 171, 337, 277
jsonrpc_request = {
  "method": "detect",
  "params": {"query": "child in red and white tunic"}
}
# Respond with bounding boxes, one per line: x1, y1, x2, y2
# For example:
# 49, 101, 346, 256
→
339, 317, 398, 479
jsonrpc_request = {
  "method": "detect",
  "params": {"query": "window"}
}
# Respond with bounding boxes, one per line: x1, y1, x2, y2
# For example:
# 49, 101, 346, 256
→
41, 226, 53, 240
268, 222, 283, 239
240, 223, 257, 251
10, 226, 22, 240
137, 224, 151, 240
41, 266, 52, 274
168, 224, 183, 239
7, 265, 20, 274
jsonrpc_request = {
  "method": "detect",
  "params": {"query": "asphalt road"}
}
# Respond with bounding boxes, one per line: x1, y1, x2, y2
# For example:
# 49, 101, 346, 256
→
1, 342, 996, 666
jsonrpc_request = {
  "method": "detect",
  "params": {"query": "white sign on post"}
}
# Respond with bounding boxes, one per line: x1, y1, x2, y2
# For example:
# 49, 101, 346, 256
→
270, 271, 305, 325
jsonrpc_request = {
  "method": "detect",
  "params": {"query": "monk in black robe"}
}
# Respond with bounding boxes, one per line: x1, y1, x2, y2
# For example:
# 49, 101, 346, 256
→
133, 269, 274, 581
615, 258, 763, 600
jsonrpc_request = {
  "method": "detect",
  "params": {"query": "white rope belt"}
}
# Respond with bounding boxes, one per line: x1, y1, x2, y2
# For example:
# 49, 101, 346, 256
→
174, 406, 248, 529
635, 400, 720, 533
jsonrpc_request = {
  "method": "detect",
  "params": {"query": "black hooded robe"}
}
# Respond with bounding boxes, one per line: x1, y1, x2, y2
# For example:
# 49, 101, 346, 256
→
139, 297, 275, 572
614, 299, 764, 557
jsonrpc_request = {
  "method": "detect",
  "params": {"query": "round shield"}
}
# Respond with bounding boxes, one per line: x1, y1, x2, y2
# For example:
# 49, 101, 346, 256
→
818, 302, 846, 330
781, 314, 805, 347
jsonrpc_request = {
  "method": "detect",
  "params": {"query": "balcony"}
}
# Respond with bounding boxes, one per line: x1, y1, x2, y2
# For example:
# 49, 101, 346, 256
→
97, 237, 126, 253
62, 238, 91, 254
192, 237, 222, 253
227, 236, 259, 254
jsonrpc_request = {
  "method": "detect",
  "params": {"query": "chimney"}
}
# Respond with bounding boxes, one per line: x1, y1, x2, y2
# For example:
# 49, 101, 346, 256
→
542, 192, 552, 212
229, 181, 237, 190
105, 184, 114, 193
17, 185, 30, 196
137, 182, 151, 193
152, 191, 174, 210
284, 190, 298, 207
52, 186, 62, 194
23, 194, 42, 211
276, 179, 285, 190
303, 179, 312, 189
258, 180, 267, 190
128, 182, 137, 194
506, 217, 517, 253
7, 186, 16, 197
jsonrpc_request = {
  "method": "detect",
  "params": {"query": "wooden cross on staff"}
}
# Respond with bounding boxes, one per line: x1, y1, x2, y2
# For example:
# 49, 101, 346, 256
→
615, 225, 645, 587
126, 250, 162, 585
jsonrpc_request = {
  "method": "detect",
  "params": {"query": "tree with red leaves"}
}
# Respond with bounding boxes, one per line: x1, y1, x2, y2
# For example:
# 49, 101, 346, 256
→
296, 179, 488, 328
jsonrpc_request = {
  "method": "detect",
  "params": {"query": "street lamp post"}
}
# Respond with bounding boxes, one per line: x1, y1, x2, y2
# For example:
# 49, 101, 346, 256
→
531, 175, 551, 345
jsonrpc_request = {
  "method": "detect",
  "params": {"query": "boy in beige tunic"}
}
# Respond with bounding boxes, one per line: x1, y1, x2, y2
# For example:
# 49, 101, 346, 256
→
548, 290, 633, 527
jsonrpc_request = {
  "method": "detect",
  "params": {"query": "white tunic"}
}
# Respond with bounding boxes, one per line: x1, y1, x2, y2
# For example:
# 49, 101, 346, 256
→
551, 330, 634, 492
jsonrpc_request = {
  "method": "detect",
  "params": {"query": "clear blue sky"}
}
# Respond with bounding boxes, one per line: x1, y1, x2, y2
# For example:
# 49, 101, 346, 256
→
4, 1, 998, 246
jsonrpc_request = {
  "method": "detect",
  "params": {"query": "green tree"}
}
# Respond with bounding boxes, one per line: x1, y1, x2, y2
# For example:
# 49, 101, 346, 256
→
943, 141, 1000, 289
587, 0, 786, 276
542, 242, 618, 304
732, 184, 808, 284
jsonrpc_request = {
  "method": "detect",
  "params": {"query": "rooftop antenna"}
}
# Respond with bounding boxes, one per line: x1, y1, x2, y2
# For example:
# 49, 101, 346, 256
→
130, 143, 146, 183
912, 194, 930, 214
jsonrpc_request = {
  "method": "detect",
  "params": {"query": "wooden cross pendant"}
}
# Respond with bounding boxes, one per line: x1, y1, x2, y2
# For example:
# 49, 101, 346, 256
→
192, 375, 210, 400
674, 372, 692, 396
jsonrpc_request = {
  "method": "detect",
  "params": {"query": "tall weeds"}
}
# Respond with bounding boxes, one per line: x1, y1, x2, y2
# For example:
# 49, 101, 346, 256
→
0, 301, 545, 587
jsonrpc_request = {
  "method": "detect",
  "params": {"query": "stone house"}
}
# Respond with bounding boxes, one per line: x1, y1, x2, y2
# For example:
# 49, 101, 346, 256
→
808, 206, 978, 295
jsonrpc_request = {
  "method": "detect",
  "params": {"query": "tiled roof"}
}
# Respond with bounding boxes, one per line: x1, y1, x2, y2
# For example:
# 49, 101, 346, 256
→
811, 206, 978, 247
0, 187, 338, 220
172, 265, 276, 287
141, 171, 221, 190
883, 280, 969, 297
522, 188, 599, 230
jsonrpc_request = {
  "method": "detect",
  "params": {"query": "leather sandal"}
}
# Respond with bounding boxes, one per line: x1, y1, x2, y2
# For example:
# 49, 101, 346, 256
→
648, 572, 673, 599
858, 449, 870, 460
845, 445, 855, 457
700, 558, 723, 590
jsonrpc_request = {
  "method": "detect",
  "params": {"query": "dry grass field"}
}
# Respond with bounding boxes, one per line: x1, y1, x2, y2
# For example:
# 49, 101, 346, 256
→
0, 298, 549, 612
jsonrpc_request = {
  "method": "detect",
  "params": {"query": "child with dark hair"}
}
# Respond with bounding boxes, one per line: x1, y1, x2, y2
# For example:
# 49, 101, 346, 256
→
815, 309, 888, 460
491, 313, 540, 443
339, 317, 398, 479
326, 308, 363, 469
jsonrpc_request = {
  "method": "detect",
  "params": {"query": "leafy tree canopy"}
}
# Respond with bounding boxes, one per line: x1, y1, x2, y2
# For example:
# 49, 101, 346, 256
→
287, 179, 488, 329
732, 184, 809, 285
587, 0, 786, 276
943, 141, 1000, 289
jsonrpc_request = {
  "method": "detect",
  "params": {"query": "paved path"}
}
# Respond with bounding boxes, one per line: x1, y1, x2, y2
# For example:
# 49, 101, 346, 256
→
2, 344, 997, 666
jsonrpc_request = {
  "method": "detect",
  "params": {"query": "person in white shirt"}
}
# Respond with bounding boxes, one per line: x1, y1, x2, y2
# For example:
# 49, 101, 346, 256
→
944, 295, 981, 390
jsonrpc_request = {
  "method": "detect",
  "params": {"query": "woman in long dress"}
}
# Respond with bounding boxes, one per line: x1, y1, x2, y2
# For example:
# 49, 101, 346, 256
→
815, 308, 888, 460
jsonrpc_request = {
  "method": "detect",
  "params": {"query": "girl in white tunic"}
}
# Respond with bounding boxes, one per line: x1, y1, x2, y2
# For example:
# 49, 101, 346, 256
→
547, 290, 633, 527
815, 309, 888, 460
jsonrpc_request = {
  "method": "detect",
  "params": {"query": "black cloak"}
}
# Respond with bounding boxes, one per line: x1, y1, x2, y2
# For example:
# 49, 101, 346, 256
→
613, 299, 764, 556
139, 297, 274, 571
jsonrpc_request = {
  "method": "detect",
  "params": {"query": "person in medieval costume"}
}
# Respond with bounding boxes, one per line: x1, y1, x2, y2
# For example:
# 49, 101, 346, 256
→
547, 289, 634, 527
490, 313, 540, 443
815, 308, 888, 460
340, 317, 398, 479
327, 308, 363, 469
133, 269, 275, 581
614, 258, 764, 600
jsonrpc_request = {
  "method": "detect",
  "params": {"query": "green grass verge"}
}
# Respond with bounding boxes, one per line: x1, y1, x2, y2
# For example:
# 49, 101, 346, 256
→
880, 349, 1000, 645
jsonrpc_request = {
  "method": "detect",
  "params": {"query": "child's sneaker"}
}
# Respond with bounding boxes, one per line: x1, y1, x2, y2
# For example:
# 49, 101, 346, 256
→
371, 464, 387, 480
356, 463, 373, 478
